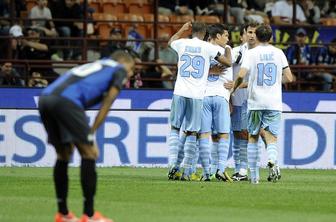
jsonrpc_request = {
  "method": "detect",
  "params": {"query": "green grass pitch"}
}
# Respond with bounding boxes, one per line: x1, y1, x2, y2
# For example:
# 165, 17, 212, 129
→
0, 167, 335, 222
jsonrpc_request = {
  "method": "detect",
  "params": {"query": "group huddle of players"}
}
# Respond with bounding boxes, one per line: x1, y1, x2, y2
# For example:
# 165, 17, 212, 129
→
167, 21, 293, 184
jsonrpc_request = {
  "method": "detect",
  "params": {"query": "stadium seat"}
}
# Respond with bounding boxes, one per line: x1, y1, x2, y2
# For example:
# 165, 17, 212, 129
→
195, 15, 220, 24
102, 0, 127, 15
117, 14, 147, 38
320, 18, 336, 26
93, 13, 118, 39
143, 14, 173, 38
169, 15, 194, 36
88, 0, 101, 13
127, 0, 152, 14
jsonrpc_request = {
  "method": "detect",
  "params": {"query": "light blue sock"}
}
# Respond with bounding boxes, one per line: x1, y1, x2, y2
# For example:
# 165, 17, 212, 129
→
247, 142, 259, 181
267, 143, 278, 164
210, 142, 218, 175
239, 139, 248, 171
191, 140, 200, 173
176, 133, 187, 169
168, 129, 180, 167
183, 135, 197, 176
199, 138, 210, 176
232, 137, 241, 173
218, 138, 230, 173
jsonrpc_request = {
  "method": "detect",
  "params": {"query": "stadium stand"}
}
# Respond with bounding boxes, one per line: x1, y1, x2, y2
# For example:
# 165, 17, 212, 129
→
0, 0, 335, 91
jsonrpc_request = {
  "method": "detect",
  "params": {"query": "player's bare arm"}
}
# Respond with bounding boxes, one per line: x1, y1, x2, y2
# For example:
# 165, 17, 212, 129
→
91, 87, 120, 132
216, 46, 232, 67
232, 68, 248, 93
168, 21, 192, 46
282, 67, 294, 83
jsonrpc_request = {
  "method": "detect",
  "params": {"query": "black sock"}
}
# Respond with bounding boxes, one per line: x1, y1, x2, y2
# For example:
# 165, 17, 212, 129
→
53, 160, 69, 215
81, 159, 97, 217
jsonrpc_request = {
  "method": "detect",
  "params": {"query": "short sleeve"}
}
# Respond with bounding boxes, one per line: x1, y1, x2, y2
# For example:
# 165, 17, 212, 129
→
208, 43, 221, 59
170, 39, 184, 52
271, 2, 281, 17
240, 51, 252, 71
280, 50, 289, 69
109, 68, 127, 90
296, 6, 306, 22
46, 8, 52, 19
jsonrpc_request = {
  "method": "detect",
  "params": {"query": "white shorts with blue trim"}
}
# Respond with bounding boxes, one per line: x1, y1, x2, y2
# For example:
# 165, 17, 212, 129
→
247, 110, 281, 136
170, 95, 203, 132
200, 96, 230, 134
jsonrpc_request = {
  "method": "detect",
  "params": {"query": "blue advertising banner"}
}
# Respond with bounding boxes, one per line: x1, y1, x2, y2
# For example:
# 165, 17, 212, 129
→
0, 88, 335, 112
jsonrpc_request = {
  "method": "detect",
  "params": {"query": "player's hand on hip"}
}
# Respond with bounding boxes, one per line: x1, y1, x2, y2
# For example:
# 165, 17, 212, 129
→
224, 80, 233, 90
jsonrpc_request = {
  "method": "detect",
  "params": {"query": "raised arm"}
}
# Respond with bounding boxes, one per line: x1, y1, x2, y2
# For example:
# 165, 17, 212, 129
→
168, 22, 192, 46
216, 46, 232, 67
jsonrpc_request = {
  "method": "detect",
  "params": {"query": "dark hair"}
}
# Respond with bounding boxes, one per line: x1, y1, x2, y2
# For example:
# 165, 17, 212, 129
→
111, 50, 134, 63
245, 21, 259, 30
256, 24, 273, 42
192, 22, 207, 35
239, 24, 246, 36
207, 23, 228, 39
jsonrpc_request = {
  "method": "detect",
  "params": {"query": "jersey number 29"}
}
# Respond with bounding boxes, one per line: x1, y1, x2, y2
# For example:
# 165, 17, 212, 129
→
180, 55, 205, 79
257, 63, 277, 86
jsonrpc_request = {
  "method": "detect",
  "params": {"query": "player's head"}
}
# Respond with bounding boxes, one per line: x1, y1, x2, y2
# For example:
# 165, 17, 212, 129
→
191, 22, 207, 39
111, 50, 135, 78
239, 24, 248, 44
245, 21, 259, 48
207, 23, 229, 46
256, 24, 273, 43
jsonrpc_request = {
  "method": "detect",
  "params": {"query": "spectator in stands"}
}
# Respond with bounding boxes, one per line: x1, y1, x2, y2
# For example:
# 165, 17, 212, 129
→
18, 27, 57, 81
0, 62, 24, 86
148, 33, 178, 64
176, 0, 194, 15
299, 0, 321, 24
141, 59, 174, 89
158, 0, 175, 15
50, 0, 83, 59
28, 71, 48, 87
100, 27, 139, 59
272, 0, 307, 24
321, 0, 336, 18
0, 0, 10, 36
229, 0, 247, 24
154, 0, 195, 16
286, 28, 331, 91
314, 38, 336, 91
29, 0, 58, 37
286, 28, 312, 65
126, 20, 152, 59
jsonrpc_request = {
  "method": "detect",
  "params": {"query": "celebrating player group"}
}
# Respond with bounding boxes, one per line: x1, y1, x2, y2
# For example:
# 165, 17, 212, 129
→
167, 21, 294, 184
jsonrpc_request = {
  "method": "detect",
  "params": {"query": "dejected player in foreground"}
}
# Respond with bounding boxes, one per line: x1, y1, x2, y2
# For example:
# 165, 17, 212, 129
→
38, 50, 135, 222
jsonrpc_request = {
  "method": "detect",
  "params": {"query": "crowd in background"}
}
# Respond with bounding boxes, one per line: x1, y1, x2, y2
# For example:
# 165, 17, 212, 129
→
0, 0, 335, 90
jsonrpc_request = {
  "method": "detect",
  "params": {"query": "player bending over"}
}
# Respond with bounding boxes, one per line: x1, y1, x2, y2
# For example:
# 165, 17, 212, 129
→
39, 50, 135, 221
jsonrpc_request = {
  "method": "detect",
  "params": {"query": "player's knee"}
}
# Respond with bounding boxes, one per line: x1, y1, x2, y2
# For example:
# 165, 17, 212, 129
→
185, 131, 197, 136
240, 130, 248, 140
76, 143, 99, 160
218, 133, 229, 140
199, 132, 210, 139
56, 145, 74, 161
